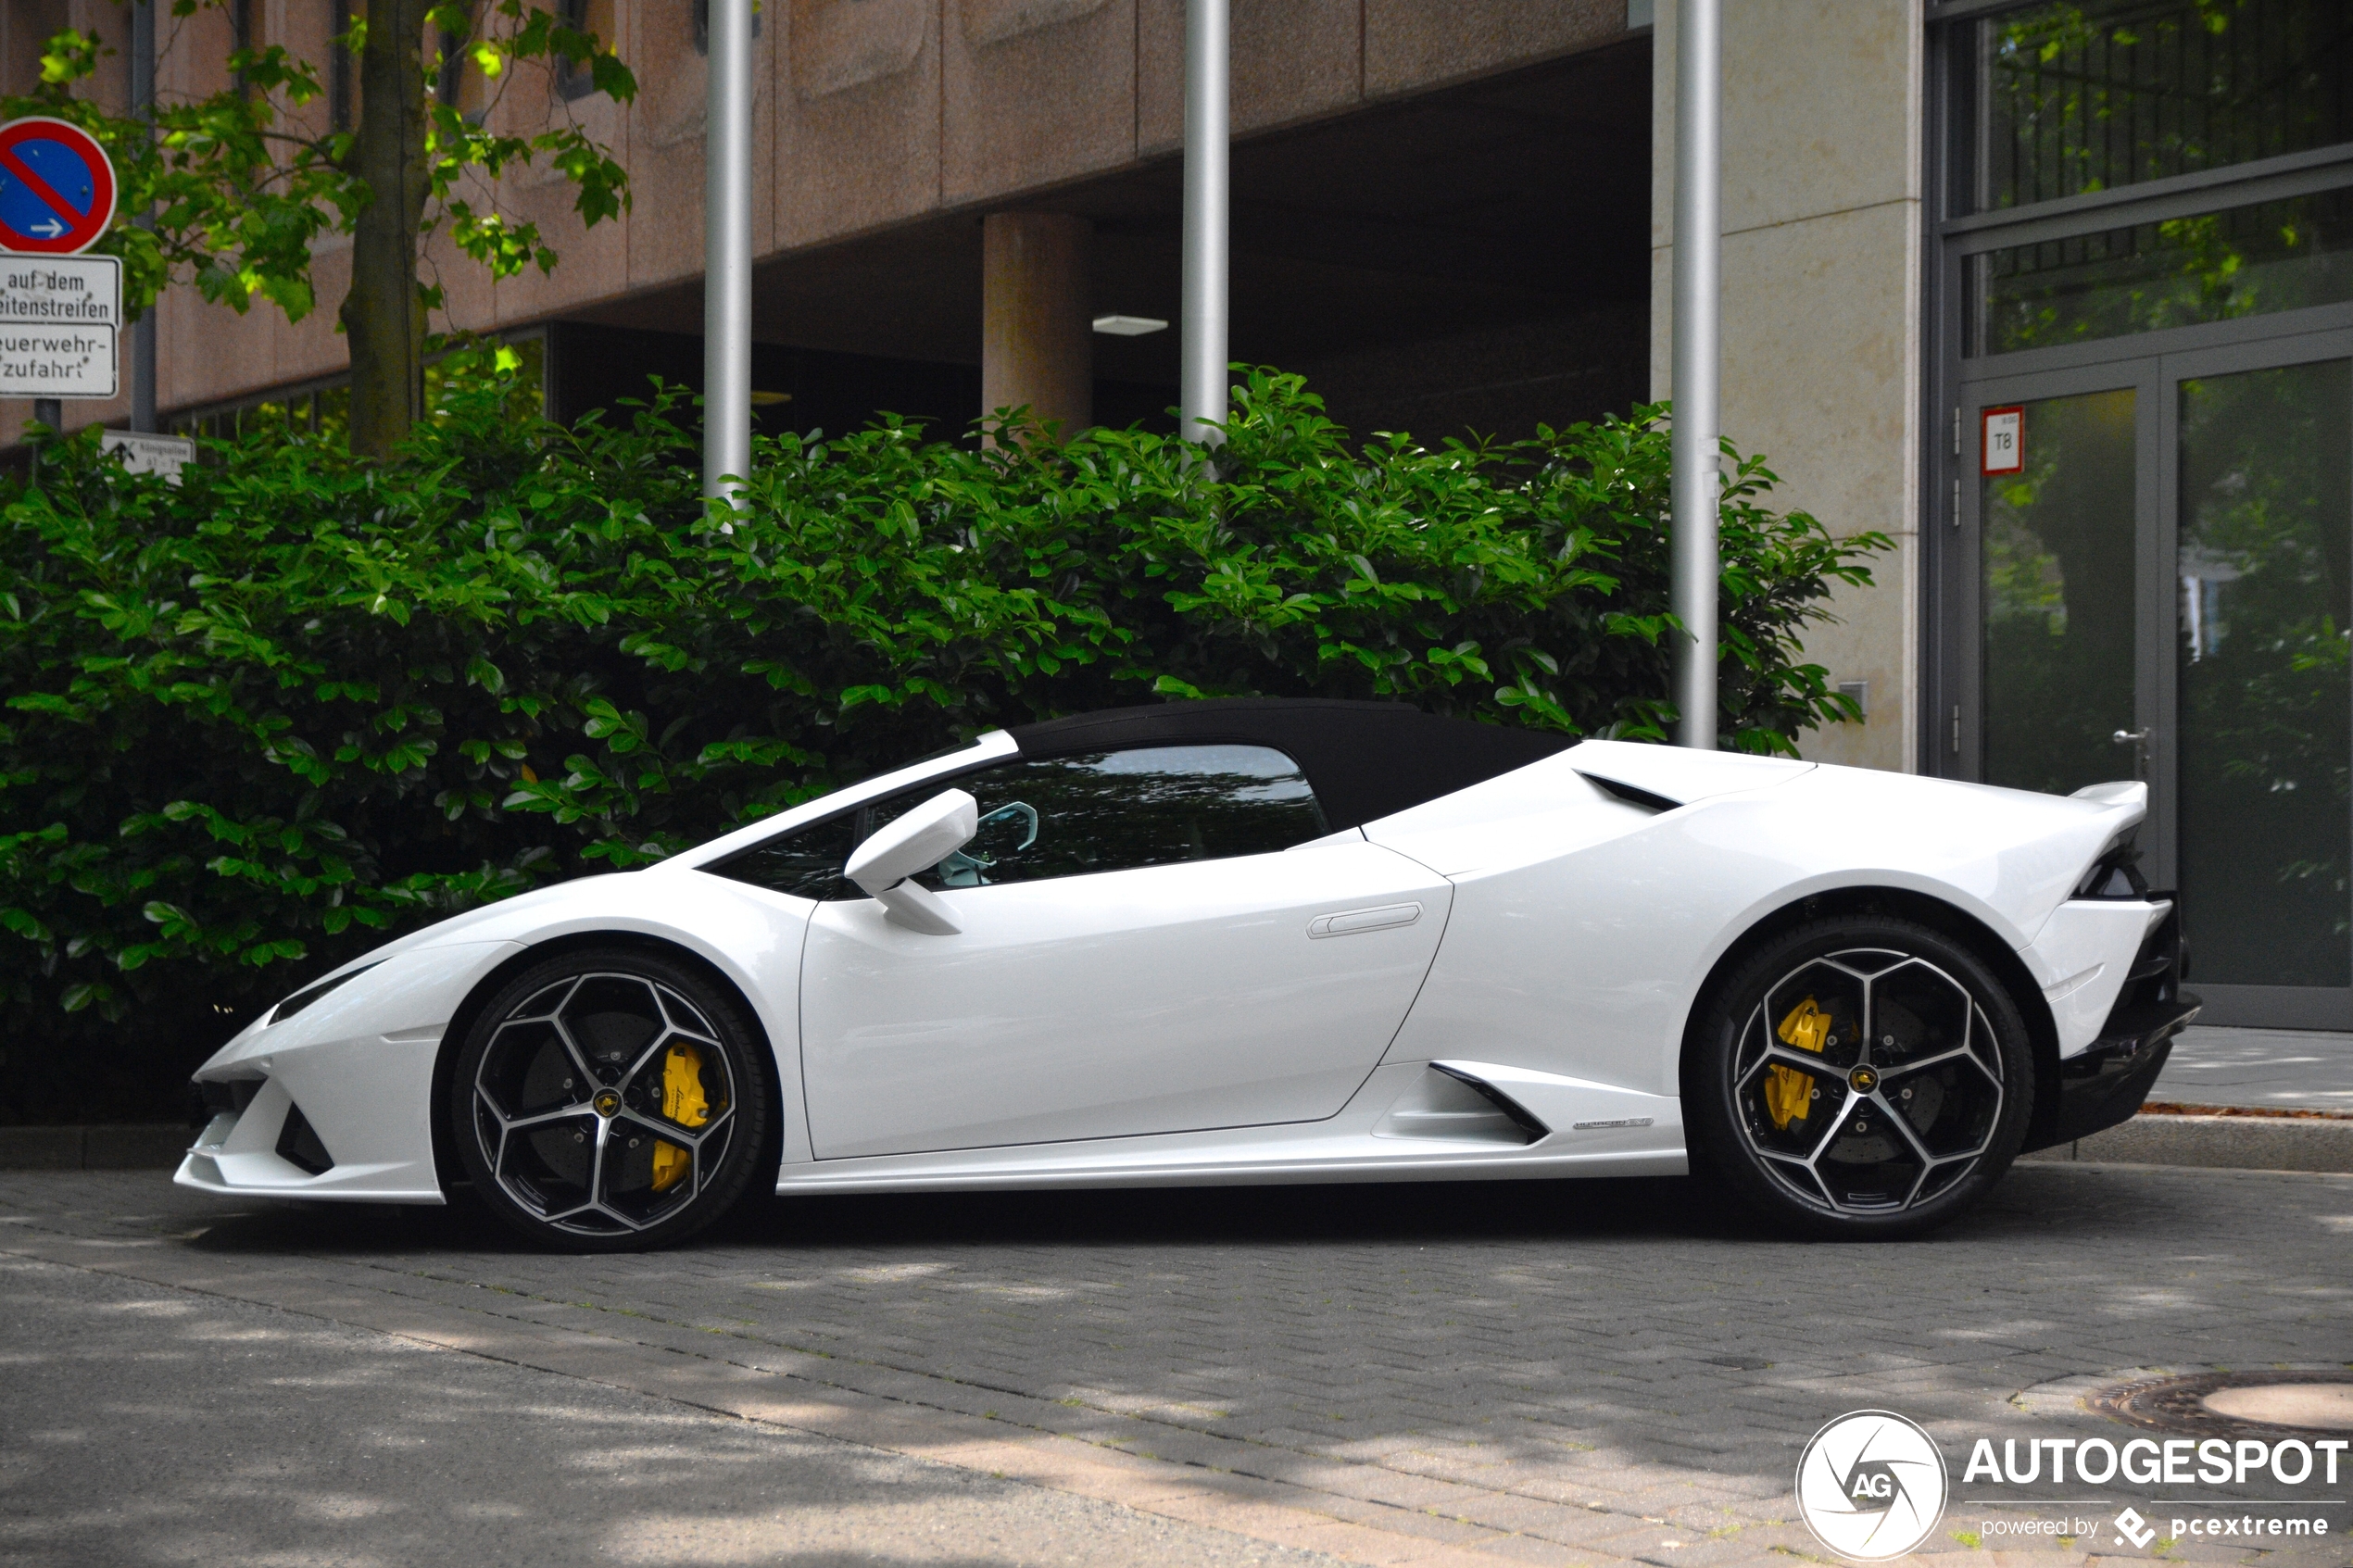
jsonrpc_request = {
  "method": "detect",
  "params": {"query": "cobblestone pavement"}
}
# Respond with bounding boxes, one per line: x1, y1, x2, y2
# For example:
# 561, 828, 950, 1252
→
0, 1252, 1347, 1568
3, 1163, 2348, 1568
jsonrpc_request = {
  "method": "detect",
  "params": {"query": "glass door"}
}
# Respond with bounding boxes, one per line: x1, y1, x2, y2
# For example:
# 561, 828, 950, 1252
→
1977, 384, 2148, 795
2165, 343, 2353, 1022
1957, 338, 2353, 1028
1955, 363, 2163, 798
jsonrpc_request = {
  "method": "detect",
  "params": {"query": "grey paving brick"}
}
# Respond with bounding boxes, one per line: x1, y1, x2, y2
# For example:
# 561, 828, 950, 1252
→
3, 1164, 2349, 1566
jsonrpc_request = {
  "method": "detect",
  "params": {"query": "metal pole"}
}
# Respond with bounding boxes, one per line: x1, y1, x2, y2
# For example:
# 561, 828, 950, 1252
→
1179, 0, 1228, 447
702, 0, 753, 505
1669, 0, 1721, 750
131, 0, 157, 433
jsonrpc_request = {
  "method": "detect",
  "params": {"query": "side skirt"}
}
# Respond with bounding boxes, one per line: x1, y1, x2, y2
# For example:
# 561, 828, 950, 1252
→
773, 1060, 1686, 1196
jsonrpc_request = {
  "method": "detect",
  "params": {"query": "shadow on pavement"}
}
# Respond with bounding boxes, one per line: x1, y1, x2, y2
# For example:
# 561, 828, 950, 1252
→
4, 1253, 1325, 1568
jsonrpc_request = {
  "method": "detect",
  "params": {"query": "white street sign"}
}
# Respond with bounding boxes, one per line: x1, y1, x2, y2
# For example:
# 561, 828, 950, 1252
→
100, 429, 194, 483
0, 254, 120, 398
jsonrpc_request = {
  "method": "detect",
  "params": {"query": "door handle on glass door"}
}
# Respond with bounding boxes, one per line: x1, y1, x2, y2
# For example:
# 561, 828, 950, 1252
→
2113, 727, 2150, 779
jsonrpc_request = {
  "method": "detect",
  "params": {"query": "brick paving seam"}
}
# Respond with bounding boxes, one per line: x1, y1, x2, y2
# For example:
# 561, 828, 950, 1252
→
0, 1223, 1665, 1566
6, 1166, 2352, 1567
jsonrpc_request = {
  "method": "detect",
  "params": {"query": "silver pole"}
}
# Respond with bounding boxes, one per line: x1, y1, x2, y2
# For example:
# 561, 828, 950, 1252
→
1179, 0, 1228, 447
702, 0, 754, 505
1669, 0, 1721, 750
131, 0, 157, 433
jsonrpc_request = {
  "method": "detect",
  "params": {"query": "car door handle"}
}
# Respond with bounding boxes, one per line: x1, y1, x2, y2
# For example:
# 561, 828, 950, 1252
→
1307, 902, 1422, 938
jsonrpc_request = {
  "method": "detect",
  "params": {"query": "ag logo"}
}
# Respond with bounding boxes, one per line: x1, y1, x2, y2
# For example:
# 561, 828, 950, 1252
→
1794, 1410, 1949, 1561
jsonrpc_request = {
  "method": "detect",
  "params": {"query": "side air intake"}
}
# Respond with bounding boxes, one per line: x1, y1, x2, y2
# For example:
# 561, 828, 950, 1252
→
1372, 1065, 1549, 1146
275, 1101, 336, 1176
1577, 771, 1680, 813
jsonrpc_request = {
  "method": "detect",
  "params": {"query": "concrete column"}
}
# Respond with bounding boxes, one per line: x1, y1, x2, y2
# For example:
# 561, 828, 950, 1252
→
1651, 0, 1925, 772
982, 213, 1093, 439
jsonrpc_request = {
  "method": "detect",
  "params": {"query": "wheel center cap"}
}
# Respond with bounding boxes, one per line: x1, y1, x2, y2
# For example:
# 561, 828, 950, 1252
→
592, 1089, 622, 1118
1848, 1065, 1879, 1094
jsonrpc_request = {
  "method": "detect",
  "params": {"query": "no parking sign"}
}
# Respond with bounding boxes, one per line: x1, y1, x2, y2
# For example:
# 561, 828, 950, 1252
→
0, 118, 123, 398
0, 118, 117, 256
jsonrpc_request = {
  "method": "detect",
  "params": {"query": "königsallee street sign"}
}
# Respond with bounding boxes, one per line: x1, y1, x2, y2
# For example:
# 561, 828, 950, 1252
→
0, 255, 122, 398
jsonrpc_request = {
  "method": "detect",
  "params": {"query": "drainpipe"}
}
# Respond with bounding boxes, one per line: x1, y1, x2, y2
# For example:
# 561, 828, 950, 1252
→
702, 0, 754, 507
1179, 0, 1228, 449
1670, 0, 1721, 749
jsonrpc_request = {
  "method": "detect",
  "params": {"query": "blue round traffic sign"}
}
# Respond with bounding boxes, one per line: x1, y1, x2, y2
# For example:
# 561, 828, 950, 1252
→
0, 117, 117, 256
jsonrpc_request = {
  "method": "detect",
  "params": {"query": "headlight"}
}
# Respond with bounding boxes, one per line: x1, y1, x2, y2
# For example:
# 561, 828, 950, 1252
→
266, 961, 382, 1025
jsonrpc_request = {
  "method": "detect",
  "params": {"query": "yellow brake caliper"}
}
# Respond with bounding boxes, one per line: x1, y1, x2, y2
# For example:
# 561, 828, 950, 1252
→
650, 1042, 710, 1192
1765, 997, 1829, 1130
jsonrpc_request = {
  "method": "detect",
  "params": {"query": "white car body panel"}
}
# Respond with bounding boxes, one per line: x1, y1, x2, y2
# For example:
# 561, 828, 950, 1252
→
799, 836, 1452, 1156
2021, 898, 2174, 1054
177, 940, 521, 1202
176, 719, 2173, 1211
1367, 745, 2154, 1095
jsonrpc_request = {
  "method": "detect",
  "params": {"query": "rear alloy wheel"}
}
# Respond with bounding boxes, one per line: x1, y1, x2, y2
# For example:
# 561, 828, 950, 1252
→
450, 949, 770, 1250
1686, 917, 2034, 1238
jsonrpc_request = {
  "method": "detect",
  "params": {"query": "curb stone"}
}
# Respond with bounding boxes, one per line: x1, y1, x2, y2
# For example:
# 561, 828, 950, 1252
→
2017, 1113, 2353, 1173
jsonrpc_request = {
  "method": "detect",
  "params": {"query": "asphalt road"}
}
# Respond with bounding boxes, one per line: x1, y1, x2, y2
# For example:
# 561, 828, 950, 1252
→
3, 1163, 2348, 1567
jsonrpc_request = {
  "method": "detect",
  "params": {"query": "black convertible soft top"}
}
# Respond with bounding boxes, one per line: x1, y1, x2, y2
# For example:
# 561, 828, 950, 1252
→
1006, 699, 1572, 834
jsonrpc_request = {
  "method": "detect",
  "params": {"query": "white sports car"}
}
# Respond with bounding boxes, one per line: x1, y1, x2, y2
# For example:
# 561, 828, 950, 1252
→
179, 699, 2196, 1248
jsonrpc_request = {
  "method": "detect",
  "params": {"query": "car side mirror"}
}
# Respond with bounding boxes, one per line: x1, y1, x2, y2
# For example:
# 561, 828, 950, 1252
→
845, 789, 977, 934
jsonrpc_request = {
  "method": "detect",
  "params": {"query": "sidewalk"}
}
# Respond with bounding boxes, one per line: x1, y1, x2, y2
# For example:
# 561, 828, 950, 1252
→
2150, 1024, 2353, 1112
2024, 1024, 2353, 1173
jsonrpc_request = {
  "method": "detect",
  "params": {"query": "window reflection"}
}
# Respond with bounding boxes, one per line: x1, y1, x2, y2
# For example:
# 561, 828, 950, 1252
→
895, 746, 1327, 888
708, 743, 1328, 900
1975, 0, 2351, 213
1982, 389, 2139, 797
2176, 361, 2353, 988
1970, 188, 2353, 355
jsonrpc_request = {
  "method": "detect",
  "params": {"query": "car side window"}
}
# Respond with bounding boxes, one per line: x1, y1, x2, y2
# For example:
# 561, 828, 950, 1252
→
886, 744, 1327, 889
703, 809, 862, 900
706, 743, 1327, 899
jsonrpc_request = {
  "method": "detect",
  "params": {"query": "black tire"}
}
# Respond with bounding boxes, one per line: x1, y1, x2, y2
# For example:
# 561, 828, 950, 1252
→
1683, 916, 2035, 1239
448, 947, 772, 1251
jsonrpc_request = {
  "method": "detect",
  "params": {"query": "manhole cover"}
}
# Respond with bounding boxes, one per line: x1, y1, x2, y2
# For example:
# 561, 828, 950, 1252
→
2091, 1371, 2353, 1440
2204, 1383, 2353, 1430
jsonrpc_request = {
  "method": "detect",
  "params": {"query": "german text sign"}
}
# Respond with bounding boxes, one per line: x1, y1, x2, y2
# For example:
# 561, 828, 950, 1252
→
0, 254, 120, 397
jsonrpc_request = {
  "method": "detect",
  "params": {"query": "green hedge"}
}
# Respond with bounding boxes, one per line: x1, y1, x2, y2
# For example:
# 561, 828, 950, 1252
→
0, 361, 1884, 1123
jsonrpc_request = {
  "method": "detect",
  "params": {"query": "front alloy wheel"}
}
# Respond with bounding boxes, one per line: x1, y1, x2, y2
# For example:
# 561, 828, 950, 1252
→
1687, 916, 2034, 1238
451, 948, 771, 1249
